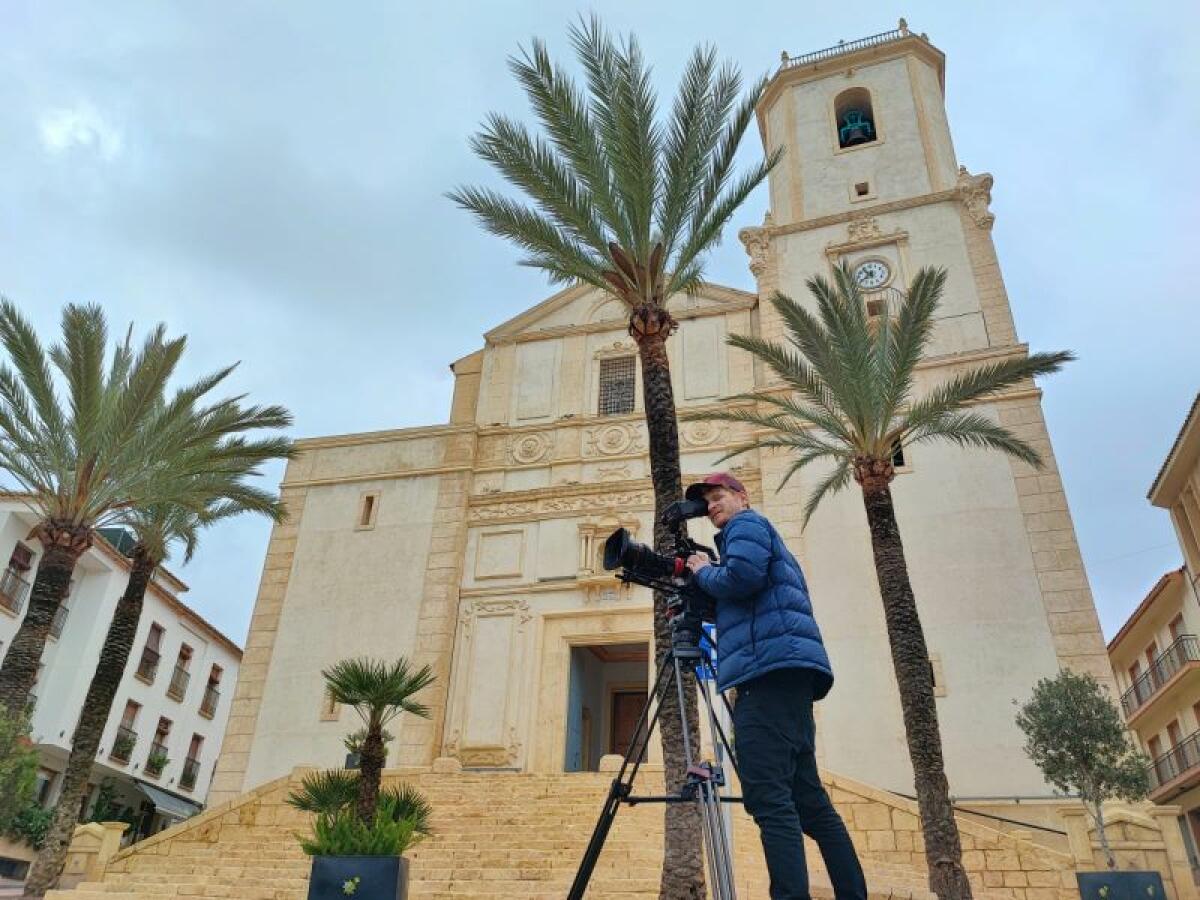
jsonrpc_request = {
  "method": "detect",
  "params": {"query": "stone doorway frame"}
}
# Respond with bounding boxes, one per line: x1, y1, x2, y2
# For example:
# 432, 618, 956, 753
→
531, 606, 655, 773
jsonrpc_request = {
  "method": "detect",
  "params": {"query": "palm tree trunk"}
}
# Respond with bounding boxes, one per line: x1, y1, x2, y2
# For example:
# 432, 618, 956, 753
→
356, 725, 385, 823
632, 307, 705, 900
859, 482, 972, 900
0, 523, 91, 717
21, 546, 157, 899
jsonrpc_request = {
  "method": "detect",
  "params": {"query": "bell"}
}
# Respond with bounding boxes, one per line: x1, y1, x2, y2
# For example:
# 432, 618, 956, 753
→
839, 109, 875, 147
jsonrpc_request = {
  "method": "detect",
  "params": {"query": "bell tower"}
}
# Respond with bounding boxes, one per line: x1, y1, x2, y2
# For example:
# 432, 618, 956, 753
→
739, 23, 1114, 797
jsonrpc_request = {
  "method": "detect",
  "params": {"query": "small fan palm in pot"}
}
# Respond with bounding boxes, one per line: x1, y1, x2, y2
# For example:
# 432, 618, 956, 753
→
295, 657, 435, 900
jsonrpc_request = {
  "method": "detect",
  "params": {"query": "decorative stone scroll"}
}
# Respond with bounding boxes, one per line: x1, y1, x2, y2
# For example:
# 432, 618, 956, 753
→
738, 212, 773, 277
955, 166, 995, 230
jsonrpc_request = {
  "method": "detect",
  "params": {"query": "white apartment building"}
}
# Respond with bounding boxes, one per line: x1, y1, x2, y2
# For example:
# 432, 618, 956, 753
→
0, 497, 241, 872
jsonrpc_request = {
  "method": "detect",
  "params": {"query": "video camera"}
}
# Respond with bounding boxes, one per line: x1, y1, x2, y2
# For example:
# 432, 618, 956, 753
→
601, 497, 716, 655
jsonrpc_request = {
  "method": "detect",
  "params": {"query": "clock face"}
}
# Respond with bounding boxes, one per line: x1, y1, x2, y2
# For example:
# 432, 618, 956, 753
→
853, 259, 891, 290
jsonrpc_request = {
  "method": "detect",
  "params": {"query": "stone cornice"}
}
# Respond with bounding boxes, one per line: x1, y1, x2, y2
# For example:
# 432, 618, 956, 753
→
769, 189, 960, 238
294, 423, 474, 452
281, 463, 474, 489
492, 295, 758, 346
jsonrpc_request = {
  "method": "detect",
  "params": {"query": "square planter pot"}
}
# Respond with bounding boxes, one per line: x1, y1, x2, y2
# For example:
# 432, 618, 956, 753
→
308, 855, 409, 900
1076, 870, 1166, 900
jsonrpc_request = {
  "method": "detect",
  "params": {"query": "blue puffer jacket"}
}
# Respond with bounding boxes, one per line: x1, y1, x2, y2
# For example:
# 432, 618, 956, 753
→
693, 509, 833, 697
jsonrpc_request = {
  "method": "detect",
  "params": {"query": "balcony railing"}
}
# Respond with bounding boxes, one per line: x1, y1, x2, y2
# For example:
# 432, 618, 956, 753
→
49, 604, 69, 639
0, 567, 31, 615
200, 685, 220, 719
1149, 728, 1200, 793
179, 757, 201, 791
167, 665, 190, 701
781, 23, 911, 71
135, 647, 160, 683
109, 726, 137, 764
144, 741, 170, 777
1121, 635, 1200, 718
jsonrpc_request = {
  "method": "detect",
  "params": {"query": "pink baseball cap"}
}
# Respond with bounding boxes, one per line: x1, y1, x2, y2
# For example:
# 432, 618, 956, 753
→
684, 472, 748, 502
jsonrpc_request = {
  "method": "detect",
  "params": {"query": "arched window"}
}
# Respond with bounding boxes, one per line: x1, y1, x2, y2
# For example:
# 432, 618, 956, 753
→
834, 87, 877, 149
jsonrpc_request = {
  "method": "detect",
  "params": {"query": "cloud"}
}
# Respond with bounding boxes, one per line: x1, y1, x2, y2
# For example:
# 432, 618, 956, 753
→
38, 102, 124, 161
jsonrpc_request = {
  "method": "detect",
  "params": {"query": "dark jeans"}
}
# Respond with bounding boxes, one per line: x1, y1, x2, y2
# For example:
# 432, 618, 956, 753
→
734, 668, 867, 900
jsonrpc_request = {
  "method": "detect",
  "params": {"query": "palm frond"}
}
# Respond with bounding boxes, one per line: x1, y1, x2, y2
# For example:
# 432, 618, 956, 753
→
446, 186, 609, 290
687, 264, 1073, 528
323, 658, 436, 728
286, 769, 360, 815
455, 16, 774, 311
906, 411, 1044, 468
469, 114, 609, 255
508, 38, 628, 249
380, 783, 434, 836
901, 350, 1074, 437
801, 458, 853, 528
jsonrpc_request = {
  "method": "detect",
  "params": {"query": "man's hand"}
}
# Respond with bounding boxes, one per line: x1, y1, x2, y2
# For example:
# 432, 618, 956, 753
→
686, 553, 710, 575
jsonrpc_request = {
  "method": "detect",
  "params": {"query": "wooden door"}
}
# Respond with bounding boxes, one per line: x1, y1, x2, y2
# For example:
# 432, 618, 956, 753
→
610, 691, 646, 758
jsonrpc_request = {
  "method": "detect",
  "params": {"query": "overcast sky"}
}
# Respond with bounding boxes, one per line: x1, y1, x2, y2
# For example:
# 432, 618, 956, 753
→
2, 2, 1197, 647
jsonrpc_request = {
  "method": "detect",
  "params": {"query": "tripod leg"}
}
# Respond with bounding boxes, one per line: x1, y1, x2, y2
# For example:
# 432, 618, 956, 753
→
567, 649, 675, 900
698, 655, 740, 781
697, 668, 738, 899
672, 655, 740, 900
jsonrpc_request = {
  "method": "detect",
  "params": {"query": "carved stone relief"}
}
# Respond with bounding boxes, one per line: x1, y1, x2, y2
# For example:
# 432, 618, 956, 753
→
956, 166, 995, 230
680, 421, 729, 449
738, 211, 774, 278
846, 216, 884, 242
508, 431, 553, 465
584, 422, 647, 458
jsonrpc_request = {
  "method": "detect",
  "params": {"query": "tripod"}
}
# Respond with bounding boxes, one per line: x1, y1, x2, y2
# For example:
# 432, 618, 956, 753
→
567, 601, 741, 899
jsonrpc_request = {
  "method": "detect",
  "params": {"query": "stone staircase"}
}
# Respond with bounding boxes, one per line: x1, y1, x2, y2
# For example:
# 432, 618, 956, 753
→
45, 767, 1080, 900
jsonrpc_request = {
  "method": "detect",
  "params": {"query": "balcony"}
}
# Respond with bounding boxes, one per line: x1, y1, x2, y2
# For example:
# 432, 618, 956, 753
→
167, 666, 190, 702
48, 604, 69, 639
135, 648, 160, 683
109, 726, 137, 764
179, 757, 201, 792
199, 685, 220, 719
144, 741, 170, 778
1149, 729, 1200, 800
1121, 635, 1200, 721
0, 567, 31, 615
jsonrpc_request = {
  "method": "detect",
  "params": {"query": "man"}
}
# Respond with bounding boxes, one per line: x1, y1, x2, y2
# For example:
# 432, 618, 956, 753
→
684, 472, 866, 900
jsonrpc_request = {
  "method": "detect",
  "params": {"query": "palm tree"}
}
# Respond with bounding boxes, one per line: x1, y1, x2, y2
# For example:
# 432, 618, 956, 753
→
685, 266, 1072, 900
0, 301, 263, 715
24, 467, 293, 897
322, 657, 435, 823
448, 18, 777, 893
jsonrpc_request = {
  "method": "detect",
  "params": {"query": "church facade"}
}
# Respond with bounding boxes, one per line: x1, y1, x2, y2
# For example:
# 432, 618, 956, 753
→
210, 26, 1111, 809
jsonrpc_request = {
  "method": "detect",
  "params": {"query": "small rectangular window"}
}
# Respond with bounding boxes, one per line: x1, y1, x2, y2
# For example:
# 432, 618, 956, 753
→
121, 700, 141, 729
891, 441, 907, 469
598, 357, 636, 416
357, 491, 380, 530
855, 181, 870, 197
319, 688, 340, 722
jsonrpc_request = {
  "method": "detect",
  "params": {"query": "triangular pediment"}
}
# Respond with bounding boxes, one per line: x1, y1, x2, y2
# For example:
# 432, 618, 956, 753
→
484, 280, 756, 343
